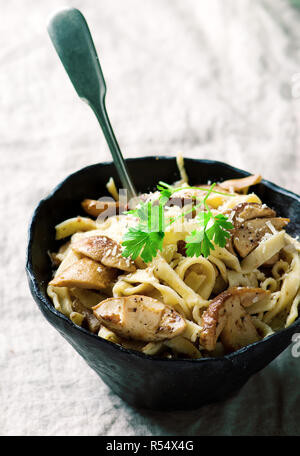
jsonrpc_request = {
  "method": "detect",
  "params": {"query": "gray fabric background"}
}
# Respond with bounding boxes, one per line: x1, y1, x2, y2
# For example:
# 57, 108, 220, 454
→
1, 0, 300, 435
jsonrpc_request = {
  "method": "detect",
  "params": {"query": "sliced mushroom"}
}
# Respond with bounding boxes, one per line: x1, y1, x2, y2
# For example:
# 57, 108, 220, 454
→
49, 258, 118, 290
225, 236, 236, 256
233, 217, 289, 258
93, 295, 186, 342
200, 287, 269, 352
81, 199, 126, 218
72, 235, 136, 272
225, 203, 289, 258
219, 174, 262, 193
71, 298, 101, 333
224, 202, 274, 255
228, 202, 276, 228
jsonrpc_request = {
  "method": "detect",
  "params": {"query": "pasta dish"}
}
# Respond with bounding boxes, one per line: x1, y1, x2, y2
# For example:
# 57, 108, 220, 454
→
47, 158, 300, 359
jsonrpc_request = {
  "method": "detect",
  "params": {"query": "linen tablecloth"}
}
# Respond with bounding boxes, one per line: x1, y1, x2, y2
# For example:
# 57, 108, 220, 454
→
1, 0, 300, 435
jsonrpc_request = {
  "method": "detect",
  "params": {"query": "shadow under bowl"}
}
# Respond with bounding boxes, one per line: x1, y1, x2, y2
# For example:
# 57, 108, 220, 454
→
26, 157, 300, 411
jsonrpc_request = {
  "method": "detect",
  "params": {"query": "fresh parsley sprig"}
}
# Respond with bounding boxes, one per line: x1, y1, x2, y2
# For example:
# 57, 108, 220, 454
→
122, 182, 234, 263
186, 213, 233, 258
122, 227, 165, 263
122, 202, 165, 263
185, 186, 233, 258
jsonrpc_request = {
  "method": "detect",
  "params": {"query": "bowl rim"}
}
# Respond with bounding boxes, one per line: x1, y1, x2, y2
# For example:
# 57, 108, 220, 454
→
26, 156, 300, 364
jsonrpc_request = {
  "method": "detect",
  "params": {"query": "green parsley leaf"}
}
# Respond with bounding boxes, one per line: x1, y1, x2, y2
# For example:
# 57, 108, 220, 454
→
185, 229, 215, 258
209, 214, 233, 248
122, 201, 165, 262
157, 182, 173, 205
197, 211, 212, 228
122, 182, 234, 263
122, 228, 165, 263
186, 212, 233, 257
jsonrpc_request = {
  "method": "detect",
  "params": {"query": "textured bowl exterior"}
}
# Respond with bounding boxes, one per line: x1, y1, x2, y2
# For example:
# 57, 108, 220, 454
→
26, 157, 300, 410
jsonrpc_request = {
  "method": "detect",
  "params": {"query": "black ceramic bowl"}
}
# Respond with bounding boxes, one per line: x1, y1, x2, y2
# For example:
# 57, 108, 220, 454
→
26, 157, 300, 410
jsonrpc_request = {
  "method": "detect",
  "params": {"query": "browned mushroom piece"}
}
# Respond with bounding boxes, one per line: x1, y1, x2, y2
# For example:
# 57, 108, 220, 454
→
233, 217, 289, 258
225, 236, 236, 256
93, 295, 186, 342
49, 258, 118, 290
228, 202, 276, 227
225, 203, 290, 258
71, 299, 101, 333
200, 287, 270, 352
72, 235, 136, 272
81, 199, 126, 218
